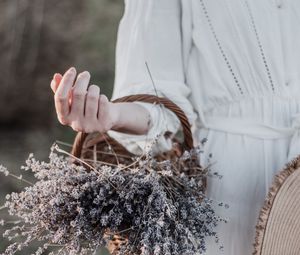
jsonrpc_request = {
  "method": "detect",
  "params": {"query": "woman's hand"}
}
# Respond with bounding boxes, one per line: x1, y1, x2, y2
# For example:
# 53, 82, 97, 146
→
50, 67, 119, 133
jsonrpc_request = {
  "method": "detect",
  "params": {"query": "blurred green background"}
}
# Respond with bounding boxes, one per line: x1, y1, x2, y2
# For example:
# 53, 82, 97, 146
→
0, 0, 124, 253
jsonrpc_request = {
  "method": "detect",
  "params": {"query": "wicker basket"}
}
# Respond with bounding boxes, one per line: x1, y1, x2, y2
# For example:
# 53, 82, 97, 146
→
70, 94, 205, 254
253, 154, 300, 255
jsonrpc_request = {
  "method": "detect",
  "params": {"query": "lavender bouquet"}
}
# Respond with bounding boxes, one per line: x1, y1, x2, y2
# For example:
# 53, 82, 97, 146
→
0, 143, 227, 255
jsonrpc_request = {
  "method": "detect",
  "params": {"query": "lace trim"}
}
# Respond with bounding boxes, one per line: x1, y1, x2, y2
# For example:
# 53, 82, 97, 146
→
199, 0, 244, 95
244, 0, 276, 92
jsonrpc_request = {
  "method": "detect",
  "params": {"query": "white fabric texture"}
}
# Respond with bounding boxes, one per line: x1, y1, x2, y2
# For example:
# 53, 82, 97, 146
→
108, 0, 197, 155
108, 0, 300, 254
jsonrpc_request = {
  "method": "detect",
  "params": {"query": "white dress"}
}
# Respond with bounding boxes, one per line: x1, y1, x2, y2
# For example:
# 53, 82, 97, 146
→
108, 0, 300, 254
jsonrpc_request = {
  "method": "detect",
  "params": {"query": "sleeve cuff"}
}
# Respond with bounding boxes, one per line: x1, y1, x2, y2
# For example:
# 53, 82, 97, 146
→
107, 101, 180, 155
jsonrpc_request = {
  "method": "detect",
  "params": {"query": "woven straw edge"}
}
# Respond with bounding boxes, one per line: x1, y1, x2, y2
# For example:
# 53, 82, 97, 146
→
253, 154, 300, 255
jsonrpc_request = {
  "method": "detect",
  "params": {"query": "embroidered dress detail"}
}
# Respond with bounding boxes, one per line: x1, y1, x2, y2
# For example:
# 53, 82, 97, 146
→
199, 0, 244, 95
110, 1, 300, 254
244, 0, 276, 92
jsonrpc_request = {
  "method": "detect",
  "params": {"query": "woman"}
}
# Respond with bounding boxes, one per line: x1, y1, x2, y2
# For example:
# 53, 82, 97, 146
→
50, 1, 300, 254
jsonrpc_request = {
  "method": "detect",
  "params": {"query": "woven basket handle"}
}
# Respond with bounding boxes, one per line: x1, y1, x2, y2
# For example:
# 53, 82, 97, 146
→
71, 94, 193, 158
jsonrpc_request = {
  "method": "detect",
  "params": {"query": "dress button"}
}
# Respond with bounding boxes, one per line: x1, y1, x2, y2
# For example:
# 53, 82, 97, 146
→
277, 4, 282, 9
285, 80, 290, 86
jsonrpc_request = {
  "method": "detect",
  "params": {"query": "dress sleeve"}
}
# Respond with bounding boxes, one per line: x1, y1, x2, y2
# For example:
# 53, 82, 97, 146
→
107, 0, 197, 155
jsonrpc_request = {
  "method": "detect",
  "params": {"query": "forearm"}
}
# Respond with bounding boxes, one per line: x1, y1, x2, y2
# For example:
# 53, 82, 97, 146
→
111, 102, 152, 135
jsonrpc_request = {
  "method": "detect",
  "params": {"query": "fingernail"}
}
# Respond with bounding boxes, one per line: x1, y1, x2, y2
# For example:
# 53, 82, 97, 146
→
69, 67, 76, 73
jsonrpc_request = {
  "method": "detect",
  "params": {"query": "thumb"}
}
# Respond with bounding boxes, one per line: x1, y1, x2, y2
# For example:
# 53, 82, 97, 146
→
50, 73, 63, 93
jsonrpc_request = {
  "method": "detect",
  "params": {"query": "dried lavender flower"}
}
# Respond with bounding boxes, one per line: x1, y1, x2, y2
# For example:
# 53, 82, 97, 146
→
0, 144, 227, 255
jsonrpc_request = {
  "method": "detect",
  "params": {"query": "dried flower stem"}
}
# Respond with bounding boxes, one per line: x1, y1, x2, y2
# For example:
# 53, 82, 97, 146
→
54, 144, 117, 190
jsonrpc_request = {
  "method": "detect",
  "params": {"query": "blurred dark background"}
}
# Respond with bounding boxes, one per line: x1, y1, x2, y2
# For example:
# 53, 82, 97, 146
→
0, 0, 124, 253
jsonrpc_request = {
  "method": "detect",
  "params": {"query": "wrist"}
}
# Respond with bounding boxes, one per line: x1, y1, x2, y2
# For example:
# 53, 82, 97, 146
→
108, 101, 152, 135
109, 103, 123, 131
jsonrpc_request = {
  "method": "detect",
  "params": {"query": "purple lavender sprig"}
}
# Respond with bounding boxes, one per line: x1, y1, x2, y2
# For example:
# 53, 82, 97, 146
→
0, 144, 227, 255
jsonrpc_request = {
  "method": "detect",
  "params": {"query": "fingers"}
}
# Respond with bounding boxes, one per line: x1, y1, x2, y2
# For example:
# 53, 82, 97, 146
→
54, 67, 77, 120
85, 85, 100, 120
50, 73, 62, 93
70, 71, 91, 117
50, 78, 55, 93
54, 73, 63, 92
98, 94, 109, 119
98, 94, 110, 132
51, 67, 112, 134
